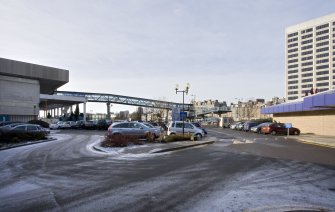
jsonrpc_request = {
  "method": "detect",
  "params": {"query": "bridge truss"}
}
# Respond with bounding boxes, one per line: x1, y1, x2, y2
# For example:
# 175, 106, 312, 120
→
55, 91, 192, 110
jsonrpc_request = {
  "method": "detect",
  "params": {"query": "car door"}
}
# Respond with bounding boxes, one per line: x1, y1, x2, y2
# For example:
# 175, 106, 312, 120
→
12, 125, 27, 133
184, 123, 195, 134
174, 122, 183, 134
118, 123, 131, 135
128, 122, 140, 136
131, 122, 145, 137
27, 125, 38, 133
275, 123, 286, 134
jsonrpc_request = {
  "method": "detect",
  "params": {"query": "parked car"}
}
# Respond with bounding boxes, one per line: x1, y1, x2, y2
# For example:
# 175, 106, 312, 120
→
50, 121, 63, 130
250, 122, 272, 133
108, 121, 161, 141
236, 122, 245, 131
142, 122, 163, 133
191, 122, 207, 135
261, 123, 300, 135
243, 121, 260, 132
1, 124, 50, 135
59, 121, 71, 129
96, 119, 112, 130
230, 122, 239, 130
167, 121, 204, 139
0, 122, 25, 129
149, 122, 167, 131
84, 121, 96, 129
73, 120, 85, 129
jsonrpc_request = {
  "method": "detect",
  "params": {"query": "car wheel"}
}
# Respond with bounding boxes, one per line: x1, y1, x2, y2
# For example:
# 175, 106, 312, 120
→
196, 133, 202, 140
146, 132, 155, 142
293, 131, 300, 135
271, 131, 277, 135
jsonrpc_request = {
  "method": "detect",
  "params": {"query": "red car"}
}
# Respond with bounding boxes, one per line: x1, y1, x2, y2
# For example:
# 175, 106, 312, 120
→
261, 123, 300, 135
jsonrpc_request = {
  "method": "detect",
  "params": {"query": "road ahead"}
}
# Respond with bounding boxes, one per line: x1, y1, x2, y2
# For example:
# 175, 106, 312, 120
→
0, 129, 334, 211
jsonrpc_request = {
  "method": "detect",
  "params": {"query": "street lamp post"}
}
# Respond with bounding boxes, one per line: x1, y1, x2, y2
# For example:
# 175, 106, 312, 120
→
175, 83, 190, 135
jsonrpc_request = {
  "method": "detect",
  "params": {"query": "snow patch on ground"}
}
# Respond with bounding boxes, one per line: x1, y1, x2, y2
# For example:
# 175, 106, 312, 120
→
87, 140, 166, 160
0, 181, 40, 199
177, 162, 335, 211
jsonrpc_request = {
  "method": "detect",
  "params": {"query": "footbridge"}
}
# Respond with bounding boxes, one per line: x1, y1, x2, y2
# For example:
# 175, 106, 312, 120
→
54, 91, 192, 110
40, 91, 193, 121
195, 106, 231, 116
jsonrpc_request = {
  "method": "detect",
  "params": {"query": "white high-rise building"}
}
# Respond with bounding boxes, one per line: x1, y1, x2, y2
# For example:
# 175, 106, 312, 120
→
285, 13, 335, 101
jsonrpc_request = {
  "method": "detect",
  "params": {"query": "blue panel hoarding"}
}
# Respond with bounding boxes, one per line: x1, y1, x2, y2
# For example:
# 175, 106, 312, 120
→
180, 112, 187, 121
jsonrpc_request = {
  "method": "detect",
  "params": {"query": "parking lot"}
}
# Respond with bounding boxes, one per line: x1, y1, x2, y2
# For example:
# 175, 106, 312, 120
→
0, 128, 334, 211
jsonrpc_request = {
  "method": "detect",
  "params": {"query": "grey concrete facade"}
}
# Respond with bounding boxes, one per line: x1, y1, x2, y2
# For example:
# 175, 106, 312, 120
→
0, 75, 39, 121
0, 58, 69, 94
0, 58, 69, 122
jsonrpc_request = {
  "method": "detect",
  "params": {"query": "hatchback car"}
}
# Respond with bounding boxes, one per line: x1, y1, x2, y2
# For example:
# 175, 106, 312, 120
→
108, 121, 161, 141
261, 123, 300, 135
167, 121, 204, 139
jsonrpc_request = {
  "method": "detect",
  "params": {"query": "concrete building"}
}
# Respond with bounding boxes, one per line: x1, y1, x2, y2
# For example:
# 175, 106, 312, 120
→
0, 58, 69, 122
285, 13, 335, 101
228, 99, 272, 121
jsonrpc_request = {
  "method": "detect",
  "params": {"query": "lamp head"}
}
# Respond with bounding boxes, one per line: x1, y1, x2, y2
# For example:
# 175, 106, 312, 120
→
185, 83, 190, 95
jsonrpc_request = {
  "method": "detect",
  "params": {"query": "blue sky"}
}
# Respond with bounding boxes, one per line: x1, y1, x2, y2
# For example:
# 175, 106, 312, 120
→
1, 0, 335, 113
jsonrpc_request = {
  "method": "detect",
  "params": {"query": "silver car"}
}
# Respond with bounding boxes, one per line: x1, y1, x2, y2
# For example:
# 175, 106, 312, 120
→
2, 124, 50, 135
108, 121, 161, 141
167, 121, 204, 139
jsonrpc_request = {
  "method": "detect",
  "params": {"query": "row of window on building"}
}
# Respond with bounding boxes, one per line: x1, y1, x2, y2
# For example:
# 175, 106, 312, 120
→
288, 22, 335, 39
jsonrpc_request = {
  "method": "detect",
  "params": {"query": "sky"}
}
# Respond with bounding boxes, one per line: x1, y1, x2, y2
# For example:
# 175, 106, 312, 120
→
1, 0, 335, 113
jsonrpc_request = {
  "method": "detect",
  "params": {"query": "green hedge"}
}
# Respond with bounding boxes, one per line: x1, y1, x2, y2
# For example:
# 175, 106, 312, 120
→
28, 120, 49, 128
162, 134, 193, 143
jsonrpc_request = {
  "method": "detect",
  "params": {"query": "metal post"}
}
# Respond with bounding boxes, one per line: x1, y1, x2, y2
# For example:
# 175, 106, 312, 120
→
182, 90, 185, 135
175, 83, 190, 136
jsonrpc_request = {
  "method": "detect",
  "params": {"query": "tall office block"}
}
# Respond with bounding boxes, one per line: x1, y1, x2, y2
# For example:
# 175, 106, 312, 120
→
285, 13, 335, 101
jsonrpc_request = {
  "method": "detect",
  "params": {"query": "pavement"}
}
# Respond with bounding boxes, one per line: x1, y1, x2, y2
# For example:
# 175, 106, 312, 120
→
295, 134, 335, 148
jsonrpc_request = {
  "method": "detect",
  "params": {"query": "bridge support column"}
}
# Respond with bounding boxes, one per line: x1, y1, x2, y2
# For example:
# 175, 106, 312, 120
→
106, 102, 111, 120
83, 99, 87, 122
165, 109, 169, 123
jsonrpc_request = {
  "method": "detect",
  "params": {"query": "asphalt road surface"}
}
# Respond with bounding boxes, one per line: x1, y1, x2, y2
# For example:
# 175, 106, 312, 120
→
0, 128, 334, 212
